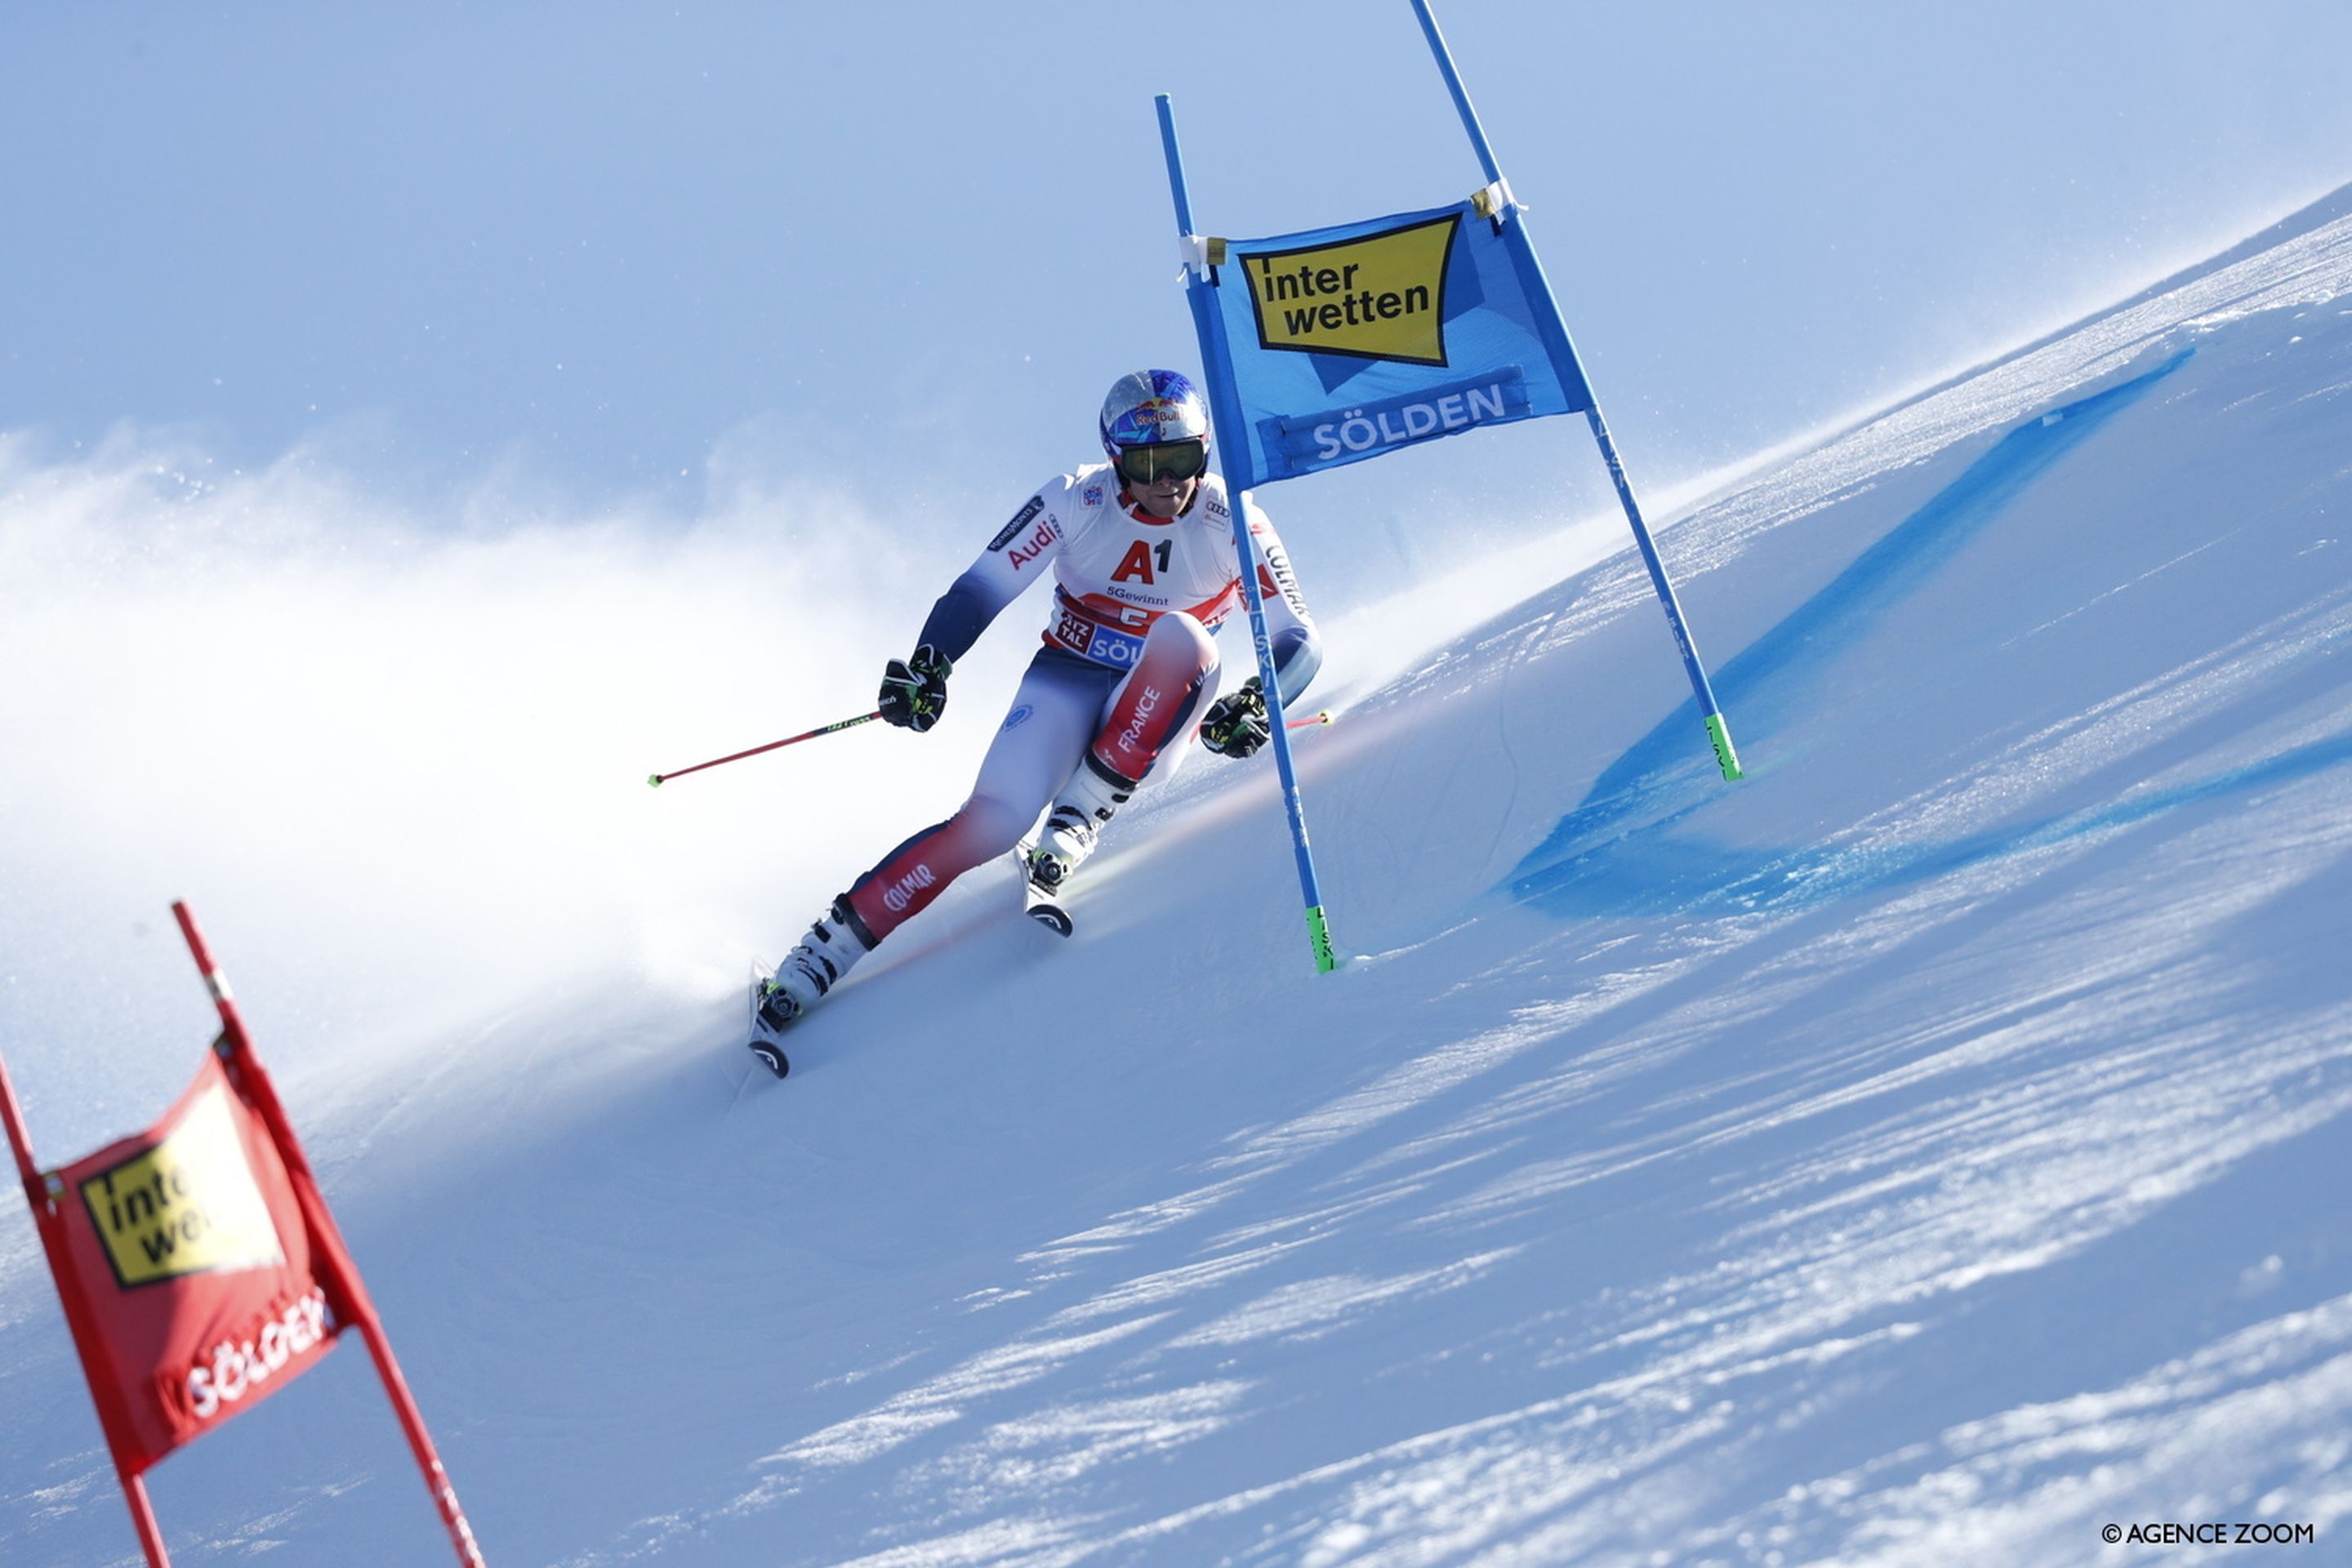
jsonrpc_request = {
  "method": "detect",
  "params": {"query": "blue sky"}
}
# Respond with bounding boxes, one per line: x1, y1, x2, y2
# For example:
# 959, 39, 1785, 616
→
7, 0, 2352, 575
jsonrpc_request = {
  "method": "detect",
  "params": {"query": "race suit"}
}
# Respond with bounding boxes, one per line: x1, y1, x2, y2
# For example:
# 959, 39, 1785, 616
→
839, 464, 1321, 945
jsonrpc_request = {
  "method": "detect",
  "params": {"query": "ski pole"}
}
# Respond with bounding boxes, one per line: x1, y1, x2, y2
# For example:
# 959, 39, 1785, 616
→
1286, 710, 1334, 730
648, 710, 884, 787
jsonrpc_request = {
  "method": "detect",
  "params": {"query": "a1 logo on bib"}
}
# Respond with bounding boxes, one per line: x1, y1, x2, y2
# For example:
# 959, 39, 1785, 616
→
1240, 212, 1458, 367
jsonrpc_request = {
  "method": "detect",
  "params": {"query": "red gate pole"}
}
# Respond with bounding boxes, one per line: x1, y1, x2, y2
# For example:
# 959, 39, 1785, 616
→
170, 902, 487, 1568
118, 1477, 172, 1568
0, 1048, 174, 1568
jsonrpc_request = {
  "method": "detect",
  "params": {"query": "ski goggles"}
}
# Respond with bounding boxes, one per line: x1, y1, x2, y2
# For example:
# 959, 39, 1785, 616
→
1114, 439, 1209, 486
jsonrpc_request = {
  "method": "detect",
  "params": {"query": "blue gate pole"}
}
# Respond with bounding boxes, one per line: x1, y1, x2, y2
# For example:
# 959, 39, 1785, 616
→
1408, 0, 1743, 782
1156, 93, 1340, 973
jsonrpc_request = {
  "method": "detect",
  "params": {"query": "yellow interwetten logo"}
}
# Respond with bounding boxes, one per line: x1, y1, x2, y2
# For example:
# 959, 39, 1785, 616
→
79, 1085, 286, 1289
1241, 212, 1458, 366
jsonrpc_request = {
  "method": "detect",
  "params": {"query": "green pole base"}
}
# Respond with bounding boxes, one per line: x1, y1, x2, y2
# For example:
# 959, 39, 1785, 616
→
1706, 713, 1744, 782
1307, 905, 1340, 973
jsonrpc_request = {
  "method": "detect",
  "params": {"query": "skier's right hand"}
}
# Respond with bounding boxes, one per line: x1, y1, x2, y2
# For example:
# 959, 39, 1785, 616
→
1199, 678, 1270, 758
879, 645, 953, 732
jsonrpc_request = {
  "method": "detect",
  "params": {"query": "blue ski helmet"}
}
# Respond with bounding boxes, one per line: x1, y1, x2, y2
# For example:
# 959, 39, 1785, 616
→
1098, 369, 1212, 466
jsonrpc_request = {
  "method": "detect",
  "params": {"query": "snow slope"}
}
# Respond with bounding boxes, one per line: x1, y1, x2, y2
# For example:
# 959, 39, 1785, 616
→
4, 193, 2351, 1566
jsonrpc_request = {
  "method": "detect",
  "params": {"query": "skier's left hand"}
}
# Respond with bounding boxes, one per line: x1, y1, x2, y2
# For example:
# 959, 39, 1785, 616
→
1200, 678, 1270, 758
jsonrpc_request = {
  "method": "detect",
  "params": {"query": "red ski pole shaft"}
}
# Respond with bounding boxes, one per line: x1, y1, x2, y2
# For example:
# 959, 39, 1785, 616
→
1285, 710, 1334, 730
648, 710, 884, 787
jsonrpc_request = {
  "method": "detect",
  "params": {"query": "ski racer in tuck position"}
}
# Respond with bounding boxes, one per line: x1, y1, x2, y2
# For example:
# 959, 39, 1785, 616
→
751, 369, 1322, 1062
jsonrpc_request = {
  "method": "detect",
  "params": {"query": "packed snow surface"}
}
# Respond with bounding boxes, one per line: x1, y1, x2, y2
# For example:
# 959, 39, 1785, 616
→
3, 193, 2350, 1565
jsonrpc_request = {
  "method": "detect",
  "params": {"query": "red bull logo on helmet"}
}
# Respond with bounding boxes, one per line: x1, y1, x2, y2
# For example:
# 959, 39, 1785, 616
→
1108, 396, 1185, 445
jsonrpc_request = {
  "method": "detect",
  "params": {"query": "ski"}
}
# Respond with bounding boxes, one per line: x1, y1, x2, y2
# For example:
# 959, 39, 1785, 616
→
1012, 835, 1075, 937
747, 1033, 791, 1079
744, 964, 792, 1080
1024, 880, 1074, 936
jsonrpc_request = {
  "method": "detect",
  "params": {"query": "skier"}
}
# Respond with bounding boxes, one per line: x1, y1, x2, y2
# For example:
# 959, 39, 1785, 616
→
750, 369, 1321, 1062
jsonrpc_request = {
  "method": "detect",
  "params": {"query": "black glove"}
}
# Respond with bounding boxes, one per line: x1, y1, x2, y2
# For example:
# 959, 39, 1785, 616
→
879, 645, 953, 732
1200, 677, 1271, 759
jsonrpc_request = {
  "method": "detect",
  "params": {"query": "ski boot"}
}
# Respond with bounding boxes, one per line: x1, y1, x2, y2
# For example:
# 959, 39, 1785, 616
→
748, 895, 871, 1076
1021, 760, 1131, 935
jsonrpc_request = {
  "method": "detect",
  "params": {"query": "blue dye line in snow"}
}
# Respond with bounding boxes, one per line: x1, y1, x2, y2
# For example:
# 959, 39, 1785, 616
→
1526, 727, 2352, 920
1505, 346, 2203, 919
